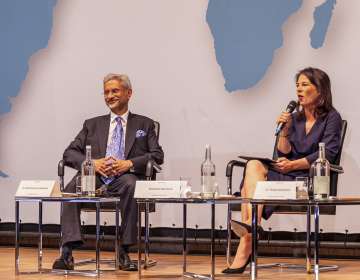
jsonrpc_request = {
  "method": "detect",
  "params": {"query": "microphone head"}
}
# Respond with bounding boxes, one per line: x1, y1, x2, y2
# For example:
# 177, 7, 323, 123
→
286, 100, 298, 113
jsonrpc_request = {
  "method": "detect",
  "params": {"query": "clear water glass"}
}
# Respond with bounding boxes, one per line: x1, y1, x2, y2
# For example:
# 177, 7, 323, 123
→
295, 177, 309, 199
75, 175, 82, 196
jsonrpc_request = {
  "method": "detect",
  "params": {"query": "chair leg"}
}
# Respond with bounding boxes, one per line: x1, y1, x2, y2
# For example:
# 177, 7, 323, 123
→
306, 205, 312, 273
145, 202, 149, 266
115, 201, 120, 270
265, 207, 313, 271
144, 202, 157, 269
253, 206, 338, 273
75, 204, 158, 270
75, 202, 120, 270
226, 176, 233, 267
59, 202, 63, 256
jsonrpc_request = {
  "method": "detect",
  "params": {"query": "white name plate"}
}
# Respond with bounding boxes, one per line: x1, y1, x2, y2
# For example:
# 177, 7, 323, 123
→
135, 180, 187, 198
15, 180, 61, 197
253, 181, 299, 200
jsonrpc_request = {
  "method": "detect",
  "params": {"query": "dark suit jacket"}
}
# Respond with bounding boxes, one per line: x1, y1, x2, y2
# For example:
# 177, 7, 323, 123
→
63, 112, 164, 188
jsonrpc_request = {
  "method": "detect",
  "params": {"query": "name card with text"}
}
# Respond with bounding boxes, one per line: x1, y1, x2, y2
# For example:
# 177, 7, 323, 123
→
254, 181, 299, 200
135, 181, 187, 198
15, 180, 61, 197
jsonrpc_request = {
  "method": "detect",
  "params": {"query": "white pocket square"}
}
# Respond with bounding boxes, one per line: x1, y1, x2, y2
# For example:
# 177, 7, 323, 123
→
136, 129, 146, 138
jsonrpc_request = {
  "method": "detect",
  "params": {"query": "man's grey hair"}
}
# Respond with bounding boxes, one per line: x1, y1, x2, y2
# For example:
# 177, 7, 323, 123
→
103, 73, 132, 90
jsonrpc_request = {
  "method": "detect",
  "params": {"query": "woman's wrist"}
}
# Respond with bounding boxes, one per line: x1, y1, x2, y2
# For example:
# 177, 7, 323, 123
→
290, 158, 309, 171
279, 127, 290, 137
289, 160, 296, 171
279, 131, 289, 137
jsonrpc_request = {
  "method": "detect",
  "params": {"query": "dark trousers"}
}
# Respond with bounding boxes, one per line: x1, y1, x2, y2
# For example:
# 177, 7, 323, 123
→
60, 173, 138, 247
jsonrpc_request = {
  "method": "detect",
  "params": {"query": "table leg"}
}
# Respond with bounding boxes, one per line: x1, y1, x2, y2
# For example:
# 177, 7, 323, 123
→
183, 203, 187, 275
306, 205, 312, 273
115, 201, 119, 270
314, 205, 320, 280
211, 202, 215, 279
251, 204, 258, 280
95, 202, 100, 276
38, 201, 43, 272
137, 202, 142, 279
15, 201, 20, 275
144, 202, 150, 268
59, 202, 64, 256
226, 199, 232, 266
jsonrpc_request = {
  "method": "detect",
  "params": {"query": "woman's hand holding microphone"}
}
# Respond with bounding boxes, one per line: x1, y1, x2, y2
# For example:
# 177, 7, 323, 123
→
276, 111, 292, 137
274, 111, 293, 173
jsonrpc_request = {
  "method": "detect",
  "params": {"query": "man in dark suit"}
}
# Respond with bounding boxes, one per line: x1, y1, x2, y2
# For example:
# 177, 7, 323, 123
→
53, 74, 164, 271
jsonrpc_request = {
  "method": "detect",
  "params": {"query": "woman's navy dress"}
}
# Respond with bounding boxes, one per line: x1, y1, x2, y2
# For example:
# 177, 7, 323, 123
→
245, 109, 342, 219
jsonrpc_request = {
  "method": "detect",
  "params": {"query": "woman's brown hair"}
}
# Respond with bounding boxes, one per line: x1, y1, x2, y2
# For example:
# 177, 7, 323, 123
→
296, 67, 334, 119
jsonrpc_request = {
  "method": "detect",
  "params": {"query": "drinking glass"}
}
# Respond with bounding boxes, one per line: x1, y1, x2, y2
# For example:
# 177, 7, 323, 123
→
75, 175, 82, 196
295, 177, 309, 199
180, 176, 194, 198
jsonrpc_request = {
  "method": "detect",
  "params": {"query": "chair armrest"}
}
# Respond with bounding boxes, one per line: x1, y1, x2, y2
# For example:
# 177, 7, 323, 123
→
225, 160, 246, 195
145, 159, 162, 179
58, 159, 65, 192
330, 164, 344, 174
58, 159, 65, 176
226, 160, 246, 178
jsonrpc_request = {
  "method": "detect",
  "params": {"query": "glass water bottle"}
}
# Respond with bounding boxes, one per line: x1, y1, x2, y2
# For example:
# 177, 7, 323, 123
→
311, 142, 330, 199
81, 145, 96, 196
201, 144, 216, 198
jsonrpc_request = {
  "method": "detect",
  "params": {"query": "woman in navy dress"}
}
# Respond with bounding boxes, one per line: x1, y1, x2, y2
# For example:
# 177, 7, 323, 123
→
222, 67, 342, 274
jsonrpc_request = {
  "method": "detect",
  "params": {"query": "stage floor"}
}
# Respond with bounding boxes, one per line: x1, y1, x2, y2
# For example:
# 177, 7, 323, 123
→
1, 247, 360, 279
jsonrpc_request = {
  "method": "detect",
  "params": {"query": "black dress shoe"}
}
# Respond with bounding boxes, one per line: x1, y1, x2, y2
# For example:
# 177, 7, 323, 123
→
119, 252, 138, 271
230, 220, 263, 238
52, 256, 74, 270
222, 256, 251, 274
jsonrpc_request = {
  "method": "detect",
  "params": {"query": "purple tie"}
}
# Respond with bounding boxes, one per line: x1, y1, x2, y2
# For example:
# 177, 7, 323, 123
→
102, 116, 124, 184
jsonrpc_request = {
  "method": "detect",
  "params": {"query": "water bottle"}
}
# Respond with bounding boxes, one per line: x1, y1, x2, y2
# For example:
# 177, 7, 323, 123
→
311, 142, 330, 199
201, 144, 216, 198
81, 145, 96, 196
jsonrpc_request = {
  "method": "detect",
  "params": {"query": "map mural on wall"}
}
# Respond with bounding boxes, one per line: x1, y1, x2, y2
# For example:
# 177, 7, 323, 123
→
0, 0, 57, 177
0, 0, 336, 177
206, 0, 336, 91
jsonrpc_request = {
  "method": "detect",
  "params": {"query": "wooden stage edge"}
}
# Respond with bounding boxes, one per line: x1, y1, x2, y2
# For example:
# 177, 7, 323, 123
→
2, 247, 360, 279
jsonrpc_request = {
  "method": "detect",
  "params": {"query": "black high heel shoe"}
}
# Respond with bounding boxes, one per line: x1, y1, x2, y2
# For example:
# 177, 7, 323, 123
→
230, 220, 263, 238
222, 256, 251, 274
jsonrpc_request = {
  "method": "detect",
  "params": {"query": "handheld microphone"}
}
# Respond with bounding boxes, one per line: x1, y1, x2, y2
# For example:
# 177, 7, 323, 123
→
275, 100, 298, 136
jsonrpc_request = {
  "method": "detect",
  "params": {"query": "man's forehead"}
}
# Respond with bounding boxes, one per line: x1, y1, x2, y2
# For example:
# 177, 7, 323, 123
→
104, 79, 122, 88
